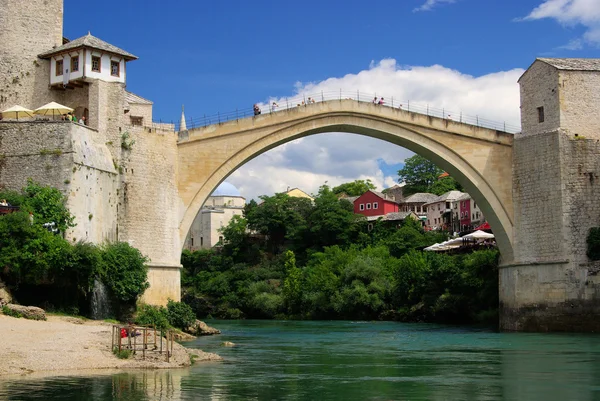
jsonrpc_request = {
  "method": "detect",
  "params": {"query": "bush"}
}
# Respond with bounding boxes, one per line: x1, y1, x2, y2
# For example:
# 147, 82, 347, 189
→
113, 349, 132, 359
135, 304, 169, 330
166, 299, 196, 330
2, 305, 22, 318
98, 242, 149, 303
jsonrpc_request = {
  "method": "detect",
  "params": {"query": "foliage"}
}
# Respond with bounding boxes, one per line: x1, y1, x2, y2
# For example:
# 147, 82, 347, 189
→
97, 242, 149, 303
113, 349, 133, 359
166, 299, 196, 330
429, 176, 462, 196
587, 227, 600, 260
21, 178, 75, 232
397, 155, 443, 196
181, 181, 500, 325
332, 179, 376, 196
2, 306, 23, 318
135, 304, 170, 330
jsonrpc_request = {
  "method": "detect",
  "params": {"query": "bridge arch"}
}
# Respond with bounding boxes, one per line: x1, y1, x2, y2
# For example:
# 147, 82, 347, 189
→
177, 101, 514, 262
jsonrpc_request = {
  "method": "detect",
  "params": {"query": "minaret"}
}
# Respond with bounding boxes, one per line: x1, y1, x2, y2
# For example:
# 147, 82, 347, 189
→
179, 104, 187, 131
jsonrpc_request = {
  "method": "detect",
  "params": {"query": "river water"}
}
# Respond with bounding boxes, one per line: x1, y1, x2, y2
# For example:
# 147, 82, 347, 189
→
1, 320, 600, 400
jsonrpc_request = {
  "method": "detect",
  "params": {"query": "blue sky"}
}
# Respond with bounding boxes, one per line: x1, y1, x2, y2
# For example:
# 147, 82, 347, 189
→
64, 0, 600, 199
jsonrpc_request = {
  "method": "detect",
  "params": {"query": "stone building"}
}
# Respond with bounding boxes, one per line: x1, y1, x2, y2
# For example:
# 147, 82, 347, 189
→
505, 58, 600, 331
0, 0, 181, 305
423, 190, 464, 232
183, 183, 246, 251
398, 192, 438, 222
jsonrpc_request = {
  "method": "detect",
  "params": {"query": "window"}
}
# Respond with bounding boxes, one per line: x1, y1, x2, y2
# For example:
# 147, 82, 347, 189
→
437, 204, 440, 211
111, 60, 120, 77
130, 116, 143, 126
56, 59, 63, 76
366, 203, 371, 210
190, 237, 194, 246
373, 202, 378, 209
200, 237, 203, 246
218, 236, 223, 243
446, 202, 451, 209
367, 223, 374, 232
537, 106, 545, 123
92, 56, 101, 72
71, 56, 79, 72
359, 204, 364, 211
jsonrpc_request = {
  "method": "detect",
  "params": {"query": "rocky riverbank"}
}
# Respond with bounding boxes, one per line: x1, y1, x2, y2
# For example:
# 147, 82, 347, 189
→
0, 314, 222, 377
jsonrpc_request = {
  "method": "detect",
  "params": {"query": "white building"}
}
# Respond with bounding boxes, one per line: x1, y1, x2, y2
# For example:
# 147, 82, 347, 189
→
183, 182, 245, 251
39, 33, 137, 88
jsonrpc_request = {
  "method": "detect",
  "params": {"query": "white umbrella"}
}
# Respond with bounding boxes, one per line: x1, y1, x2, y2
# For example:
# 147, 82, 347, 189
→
1, 105, 34, 120
463, 230, 495, 240
34, 102, 73, 119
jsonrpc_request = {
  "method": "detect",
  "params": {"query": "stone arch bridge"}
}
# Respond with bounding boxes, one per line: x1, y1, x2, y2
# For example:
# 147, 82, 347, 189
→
177, 100, 515, 261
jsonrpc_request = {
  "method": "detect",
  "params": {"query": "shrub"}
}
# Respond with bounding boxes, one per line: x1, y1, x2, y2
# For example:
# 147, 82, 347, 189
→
166, 299, 196, 330
113, 349, 132, 359
98, 242, 149, 303
135, 304, 169, 330
2, 306, 22, 318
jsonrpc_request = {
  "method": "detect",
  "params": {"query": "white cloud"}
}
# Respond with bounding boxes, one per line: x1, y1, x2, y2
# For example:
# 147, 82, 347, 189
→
223, 59, 523, 201
521, 0, 600, 47
413, 0, 456, 12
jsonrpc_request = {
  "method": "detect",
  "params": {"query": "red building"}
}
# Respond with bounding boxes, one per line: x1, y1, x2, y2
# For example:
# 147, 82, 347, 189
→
458, 193, 471, 231
354, 190, 399, 217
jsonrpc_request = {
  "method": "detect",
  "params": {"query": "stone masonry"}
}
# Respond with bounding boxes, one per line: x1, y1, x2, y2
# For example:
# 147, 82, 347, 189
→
503, 59, 600, 331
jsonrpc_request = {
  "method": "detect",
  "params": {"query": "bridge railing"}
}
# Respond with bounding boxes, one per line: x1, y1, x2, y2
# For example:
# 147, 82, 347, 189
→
178, 90, 521, 134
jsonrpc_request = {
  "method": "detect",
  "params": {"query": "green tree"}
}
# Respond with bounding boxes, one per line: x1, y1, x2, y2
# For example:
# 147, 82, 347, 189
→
397, 155, 443, 196
332, 179, 376, 196
282, 251, 303, 314
429, 176, 462, 196
306, 185, 362, 251
98, 242, 149, 303
21, 179, 75, 232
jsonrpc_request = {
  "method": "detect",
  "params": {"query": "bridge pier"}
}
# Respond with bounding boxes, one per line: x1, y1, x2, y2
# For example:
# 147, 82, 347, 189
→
141, 263, 182, 305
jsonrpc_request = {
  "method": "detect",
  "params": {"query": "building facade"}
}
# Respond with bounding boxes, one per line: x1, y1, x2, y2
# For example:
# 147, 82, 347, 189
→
354, 190, 399, 217
424, 190, 464, 231
183, 183, 245, 251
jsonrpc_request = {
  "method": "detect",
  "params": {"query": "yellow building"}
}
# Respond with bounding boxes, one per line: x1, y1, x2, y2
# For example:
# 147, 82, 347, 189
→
284, 187, 313, 200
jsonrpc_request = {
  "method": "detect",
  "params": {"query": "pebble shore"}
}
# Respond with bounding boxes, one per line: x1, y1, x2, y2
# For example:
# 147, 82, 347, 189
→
0, 314, 221, 377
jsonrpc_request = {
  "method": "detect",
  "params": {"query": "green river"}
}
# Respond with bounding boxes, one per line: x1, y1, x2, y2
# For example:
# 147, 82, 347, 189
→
1, 320, 600, 400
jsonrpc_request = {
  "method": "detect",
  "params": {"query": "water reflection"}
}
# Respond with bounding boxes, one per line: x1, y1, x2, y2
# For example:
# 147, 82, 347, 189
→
0, 369, 188, 401
1, 322, 600, 400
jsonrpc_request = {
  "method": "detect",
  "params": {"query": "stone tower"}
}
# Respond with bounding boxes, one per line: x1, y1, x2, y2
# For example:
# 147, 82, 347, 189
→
504, 58, 600, 331
0, 0, 63, 111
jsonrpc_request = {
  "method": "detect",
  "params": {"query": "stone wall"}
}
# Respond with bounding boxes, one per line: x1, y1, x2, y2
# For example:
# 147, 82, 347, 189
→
505, 131, 600, 331
127, 103, 152, 127
512, 131, 564, 263
559, 70, 600, 139
519, 61, 560, 136
118, 125, 182, 302
0, 0, 63, 111
0, 121, 118, 244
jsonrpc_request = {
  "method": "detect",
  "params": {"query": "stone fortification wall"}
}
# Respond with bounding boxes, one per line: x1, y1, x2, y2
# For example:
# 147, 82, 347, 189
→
518, 61, 560, 136
505, 131, 600, 331
118, 125, 181, 303
0, 121, 73, 191
0, 121, 118, 244
0, 0, 63, 111
88, 80, 126, 161
559, 70, 600, 139
512, 131, 564, 263
127, 103, 152, 126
